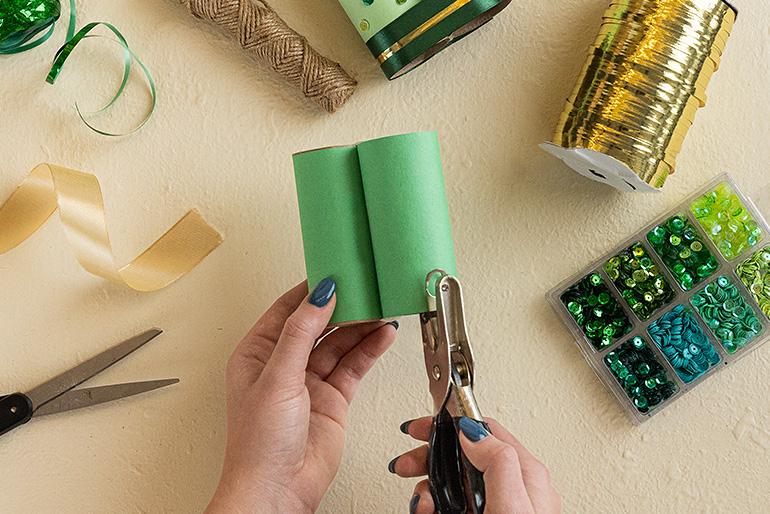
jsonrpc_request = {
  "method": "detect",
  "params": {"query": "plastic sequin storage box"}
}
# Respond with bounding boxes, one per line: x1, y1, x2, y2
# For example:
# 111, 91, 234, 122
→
548, 174, 770, 424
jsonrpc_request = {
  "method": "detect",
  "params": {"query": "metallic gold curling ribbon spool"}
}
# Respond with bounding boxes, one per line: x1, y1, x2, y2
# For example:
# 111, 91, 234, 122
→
0, 164, 223, 291
541, 0, 737, 193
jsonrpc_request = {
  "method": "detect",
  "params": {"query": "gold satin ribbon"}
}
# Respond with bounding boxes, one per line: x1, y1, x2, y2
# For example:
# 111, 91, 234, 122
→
0, 164, 223, 291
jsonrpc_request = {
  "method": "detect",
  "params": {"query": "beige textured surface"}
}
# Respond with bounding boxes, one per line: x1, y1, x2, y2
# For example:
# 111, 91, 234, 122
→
1, 0, 769, 512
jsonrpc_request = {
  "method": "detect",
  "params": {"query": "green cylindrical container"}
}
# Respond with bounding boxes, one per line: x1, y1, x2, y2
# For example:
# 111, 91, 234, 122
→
338, 0, 511, 79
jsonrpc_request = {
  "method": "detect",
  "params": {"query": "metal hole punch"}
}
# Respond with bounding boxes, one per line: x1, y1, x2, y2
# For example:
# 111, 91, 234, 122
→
421, 270, 488, 514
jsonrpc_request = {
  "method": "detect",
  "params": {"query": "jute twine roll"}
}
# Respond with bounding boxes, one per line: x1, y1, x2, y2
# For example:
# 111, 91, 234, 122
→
180, 0, 357, 113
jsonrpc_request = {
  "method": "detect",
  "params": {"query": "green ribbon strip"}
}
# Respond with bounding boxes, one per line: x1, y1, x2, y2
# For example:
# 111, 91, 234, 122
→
1, 0, 154, 136
46, 22, 156, 136
293, 132, 457, 324
0, 0, 75, 54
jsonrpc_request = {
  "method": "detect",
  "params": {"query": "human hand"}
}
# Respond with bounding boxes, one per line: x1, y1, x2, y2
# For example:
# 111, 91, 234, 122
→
390, 416, 561, 514
206, 278, 398, 514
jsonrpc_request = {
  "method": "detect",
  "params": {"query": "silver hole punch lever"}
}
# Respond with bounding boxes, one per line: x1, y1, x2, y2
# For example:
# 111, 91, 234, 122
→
421, 269, 488, 514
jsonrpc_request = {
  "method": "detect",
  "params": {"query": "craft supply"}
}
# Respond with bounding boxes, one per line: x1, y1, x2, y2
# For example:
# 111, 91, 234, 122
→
0, 164, 223, 292
338, 0, 512, 79
560, 273, 632, 350
647, 214, 719, 290
420, 270, 486, 513
46, 22, 157, 136
691, 182, 763, 260
0, 329, 178, 438
604, 336, 678, 414
736, 246, 770, 320
604, 243, 675, 321
548, 174, 770, 423
540, 0, 737, 192
293, 131, 456, 324
1, 0, 155, 135
0, 0, 74, 54
180, 0, 356, 113
648, 305, 721, 383
691, 276, 763, 354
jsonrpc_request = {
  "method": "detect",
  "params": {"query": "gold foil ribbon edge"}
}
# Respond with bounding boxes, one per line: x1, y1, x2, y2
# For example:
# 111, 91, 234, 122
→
0, 164, 223, 291
377, 0, 471, 64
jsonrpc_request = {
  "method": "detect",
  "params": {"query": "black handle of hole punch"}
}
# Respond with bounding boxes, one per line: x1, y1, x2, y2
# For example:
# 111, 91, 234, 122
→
0, 393, 33, 437
428, 410, 486, 514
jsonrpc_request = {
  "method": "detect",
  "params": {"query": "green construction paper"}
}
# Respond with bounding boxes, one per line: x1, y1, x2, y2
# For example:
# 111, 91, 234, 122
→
358, 132, 457, 317
293, 146, 383, 323
293, 131, 457, 324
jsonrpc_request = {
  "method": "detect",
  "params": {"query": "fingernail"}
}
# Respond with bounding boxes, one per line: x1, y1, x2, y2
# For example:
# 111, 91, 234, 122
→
309, 277, 336, 307
458, 416, 489, 443
387, 320, 399, 330
387, 456, 398, 474
399, 419, 412, 434
409, 494, 420, 514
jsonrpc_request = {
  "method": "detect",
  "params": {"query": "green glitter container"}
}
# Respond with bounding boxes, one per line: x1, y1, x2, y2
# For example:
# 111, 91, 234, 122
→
548, 174, 770, 424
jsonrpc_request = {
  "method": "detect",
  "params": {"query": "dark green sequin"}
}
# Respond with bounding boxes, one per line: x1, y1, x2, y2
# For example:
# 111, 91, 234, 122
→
561, 273, 632, 350
691, 276, 763, 354
648, 305, 721, 383
691, 182, 762, 261
647, 214, 718, 290
604, 336, 678, 414
605, 243, 675, 321
736, 246, 770, 321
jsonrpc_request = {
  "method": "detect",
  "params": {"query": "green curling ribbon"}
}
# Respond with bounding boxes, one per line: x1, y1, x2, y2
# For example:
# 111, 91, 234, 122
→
46, 22, 156, 136
0, 0, 75, 54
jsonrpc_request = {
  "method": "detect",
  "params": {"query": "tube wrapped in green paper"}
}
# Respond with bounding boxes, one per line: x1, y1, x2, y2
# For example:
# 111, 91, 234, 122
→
293, 132, 457, 324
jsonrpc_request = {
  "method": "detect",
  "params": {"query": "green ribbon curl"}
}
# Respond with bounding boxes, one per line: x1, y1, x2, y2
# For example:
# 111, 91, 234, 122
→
1, 0, 155, 136
46, 22, 157, 136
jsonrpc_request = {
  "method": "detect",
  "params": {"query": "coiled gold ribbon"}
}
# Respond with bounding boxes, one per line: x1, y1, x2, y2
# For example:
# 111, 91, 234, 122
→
0, 164, 223, 291
542, 0, 736, 192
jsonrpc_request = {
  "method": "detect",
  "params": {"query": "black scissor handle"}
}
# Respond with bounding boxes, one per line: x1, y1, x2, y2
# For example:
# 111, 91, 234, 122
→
428, 410, 487, 514
0, 393, 33, 437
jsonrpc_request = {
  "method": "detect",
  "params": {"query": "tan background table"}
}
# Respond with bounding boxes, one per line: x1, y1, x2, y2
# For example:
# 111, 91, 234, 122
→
2, 0, 769, 512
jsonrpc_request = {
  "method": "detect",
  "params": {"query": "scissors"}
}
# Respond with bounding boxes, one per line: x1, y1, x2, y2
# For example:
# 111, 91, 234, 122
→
0, 329, 178, 438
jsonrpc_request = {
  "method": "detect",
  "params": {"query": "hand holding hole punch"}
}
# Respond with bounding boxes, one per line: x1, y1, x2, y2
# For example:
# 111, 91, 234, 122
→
206, 279, 399, 514
392, 416, 561, 514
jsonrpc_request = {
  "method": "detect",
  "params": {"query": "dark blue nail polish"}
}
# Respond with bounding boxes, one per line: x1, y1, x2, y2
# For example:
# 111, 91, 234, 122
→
388, 320, 400, 330
399, 420, 412, 434
458, 416, 489, 442
387, 456, 398, 474
409, 494, 420, 514
309, 277, 336, 307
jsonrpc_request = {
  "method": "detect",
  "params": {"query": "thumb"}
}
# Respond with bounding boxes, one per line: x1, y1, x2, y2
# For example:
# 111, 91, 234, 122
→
458, 417, 533, 514
265, 277, 337, 378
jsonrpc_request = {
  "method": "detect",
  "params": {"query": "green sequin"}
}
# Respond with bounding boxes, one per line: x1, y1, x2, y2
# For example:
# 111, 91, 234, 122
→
691, 276, 762, 354
561, 273, 632, 350
737, 246, 770, 321
604, 336, 678, 414
691, 182, 762, 261
647, 214, 718, 291
605, 243, 675, 321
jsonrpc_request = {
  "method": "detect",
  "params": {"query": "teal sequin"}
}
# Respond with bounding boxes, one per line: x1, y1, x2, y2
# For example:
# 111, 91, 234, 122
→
648, 305, 721, 383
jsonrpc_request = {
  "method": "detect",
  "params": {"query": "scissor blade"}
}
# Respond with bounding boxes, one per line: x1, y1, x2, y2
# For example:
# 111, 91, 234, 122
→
25, 329, 163, 411
33, 379, 179, 417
